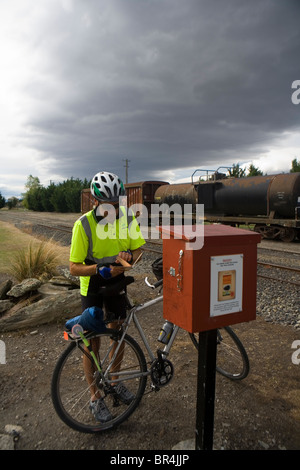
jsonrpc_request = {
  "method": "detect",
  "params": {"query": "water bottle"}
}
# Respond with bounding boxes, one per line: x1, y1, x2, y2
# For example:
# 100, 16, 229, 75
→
158, 321, 174, 344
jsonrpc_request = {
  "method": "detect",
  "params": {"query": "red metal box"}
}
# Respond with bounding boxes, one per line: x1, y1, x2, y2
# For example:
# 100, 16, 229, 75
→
160, 224, 261, 333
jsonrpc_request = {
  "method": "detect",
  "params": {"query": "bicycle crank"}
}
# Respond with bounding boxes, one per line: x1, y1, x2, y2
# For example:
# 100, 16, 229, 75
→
150, 355, 174, 388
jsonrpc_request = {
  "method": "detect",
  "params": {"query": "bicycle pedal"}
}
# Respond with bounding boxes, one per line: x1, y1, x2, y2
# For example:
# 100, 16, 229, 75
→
150, 383, 161, 392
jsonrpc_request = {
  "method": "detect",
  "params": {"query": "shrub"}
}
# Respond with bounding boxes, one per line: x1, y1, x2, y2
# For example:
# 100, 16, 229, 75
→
10, 240, 62, 281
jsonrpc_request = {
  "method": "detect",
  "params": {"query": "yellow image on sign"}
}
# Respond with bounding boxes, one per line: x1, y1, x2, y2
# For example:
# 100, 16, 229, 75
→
218, 270, 236, 301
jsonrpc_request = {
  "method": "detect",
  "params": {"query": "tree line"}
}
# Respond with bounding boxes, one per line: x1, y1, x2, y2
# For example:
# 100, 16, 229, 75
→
22, 176, 90, 212
225, 159, 300, 177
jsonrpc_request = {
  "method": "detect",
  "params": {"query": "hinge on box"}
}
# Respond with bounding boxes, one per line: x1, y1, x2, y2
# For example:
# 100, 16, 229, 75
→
176, 250, 184, 291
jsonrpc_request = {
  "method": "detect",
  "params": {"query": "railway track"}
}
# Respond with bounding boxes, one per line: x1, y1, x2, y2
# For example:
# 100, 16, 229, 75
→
1, 210, 299, 285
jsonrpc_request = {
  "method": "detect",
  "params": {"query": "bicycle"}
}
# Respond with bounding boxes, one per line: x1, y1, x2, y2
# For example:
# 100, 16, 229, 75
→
51, 275, 249, 434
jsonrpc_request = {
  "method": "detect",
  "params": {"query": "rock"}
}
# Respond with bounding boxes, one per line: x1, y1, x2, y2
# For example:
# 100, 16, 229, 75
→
38, 282, 73, 297
172, 439, 194, 450
0, 300, 15, 314
4, 424, 24, 436
0, 279, 13, 299
0, 289, 81, 332
7, 278, 42, 298
56, 266, 80, 286
0, 434, 14, 450
49, 276, 76, 287
258, 440, 270, 450
3, 294, 41, 317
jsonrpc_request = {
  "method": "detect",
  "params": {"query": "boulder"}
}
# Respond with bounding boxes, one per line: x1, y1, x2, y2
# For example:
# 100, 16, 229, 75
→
0, 280, 13, 300
38, 282, 73, 298
49, 275, 76, 287
0, 289, 81, 332
56, 266, 80, 286
7, 279, 42, 298
0, 300, 15, 314
0, 434, 14, 450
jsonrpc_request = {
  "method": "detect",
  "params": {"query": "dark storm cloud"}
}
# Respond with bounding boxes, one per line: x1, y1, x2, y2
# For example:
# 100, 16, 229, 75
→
18, 0, 300, 182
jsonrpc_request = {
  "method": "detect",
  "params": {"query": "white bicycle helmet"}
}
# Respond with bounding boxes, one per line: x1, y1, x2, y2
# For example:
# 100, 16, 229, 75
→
91, 171, 125, 202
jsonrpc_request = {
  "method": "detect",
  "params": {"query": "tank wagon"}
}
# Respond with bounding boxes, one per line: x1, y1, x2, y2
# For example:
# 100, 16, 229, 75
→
154, 172, 300, 242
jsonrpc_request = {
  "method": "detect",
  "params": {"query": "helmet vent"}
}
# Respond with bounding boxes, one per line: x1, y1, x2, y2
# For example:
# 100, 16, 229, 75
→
104, 185, 112, 198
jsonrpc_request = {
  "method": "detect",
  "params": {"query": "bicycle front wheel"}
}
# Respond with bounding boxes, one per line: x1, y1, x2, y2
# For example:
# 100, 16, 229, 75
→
189, 326, 249, 380
51, 331, 147, 433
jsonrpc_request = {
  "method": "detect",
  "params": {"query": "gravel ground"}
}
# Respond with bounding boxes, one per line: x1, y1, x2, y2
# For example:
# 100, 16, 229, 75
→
256, 247, 300, 329
0, 211, 300, 452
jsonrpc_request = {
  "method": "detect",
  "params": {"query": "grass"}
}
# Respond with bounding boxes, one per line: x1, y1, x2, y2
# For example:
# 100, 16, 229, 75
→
0, 221, 70, 280
11, 241, 62, 281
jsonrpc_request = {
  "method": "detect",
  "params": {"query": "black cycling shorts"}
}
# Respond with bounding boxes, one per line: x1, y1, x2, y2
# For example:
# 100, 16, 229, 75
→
81, 293, 128, 321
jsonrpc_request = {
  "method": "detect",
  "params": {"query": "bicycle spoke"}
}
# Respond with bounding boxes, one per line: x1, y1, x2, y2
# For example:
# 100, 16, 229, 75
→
52, 332, 147, 433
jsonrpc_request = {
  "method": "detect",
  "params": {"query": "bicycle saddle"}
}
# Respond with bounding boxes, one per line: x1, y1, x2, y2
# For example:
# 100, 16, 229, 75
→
98, 276, 135, 297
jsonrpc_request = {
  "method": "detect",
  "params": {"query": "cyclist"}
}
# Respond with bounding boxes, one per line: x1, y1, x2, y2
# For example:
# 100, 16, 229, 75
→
69, 171, 145, 423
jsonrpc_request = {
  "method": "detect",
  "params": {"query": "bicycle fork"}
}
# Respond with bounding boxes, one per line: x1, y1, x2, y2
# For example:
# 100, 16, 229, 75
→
78, 331, 102, 373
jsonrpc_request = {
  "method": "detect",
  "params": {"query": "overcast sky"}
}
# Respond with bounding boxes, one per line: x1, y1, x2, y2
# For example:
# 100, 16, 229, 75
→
1, 0, 300, 199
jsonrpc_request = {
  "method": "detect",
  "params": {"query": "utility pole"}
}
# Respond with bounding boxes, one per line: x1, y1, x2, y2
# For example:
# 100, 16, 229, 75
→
123, 158, 130, 184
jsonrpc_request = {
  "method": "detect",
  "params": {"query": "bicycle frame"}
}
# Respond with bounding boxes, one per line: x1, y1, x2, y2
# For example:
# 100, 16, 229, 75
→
101, 292, 179, 384
127, 294, 180, 361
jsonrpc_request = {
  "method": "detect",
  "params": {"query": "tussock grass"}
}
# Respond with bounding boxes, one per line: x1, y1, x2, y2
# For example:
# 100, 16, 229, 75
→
9, 240, 65, 282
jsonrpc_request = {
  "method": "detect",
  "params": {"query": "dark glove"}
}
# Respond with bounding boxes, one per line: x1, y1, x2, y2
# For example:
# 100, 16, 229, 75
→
97, 265, 112, 279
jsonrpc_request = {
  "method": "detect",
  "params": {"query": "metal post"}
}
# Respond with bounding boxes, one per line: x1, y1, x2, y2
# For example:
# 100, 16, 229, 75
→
195, 329, 218, 450
123, 158, 130, 184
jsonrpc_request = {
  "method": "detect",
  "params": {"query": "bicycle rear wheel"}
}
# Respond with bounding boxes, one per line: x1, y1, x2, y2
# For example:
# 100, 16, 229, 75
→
189, 326, 249, 380
51, 331, 147, 433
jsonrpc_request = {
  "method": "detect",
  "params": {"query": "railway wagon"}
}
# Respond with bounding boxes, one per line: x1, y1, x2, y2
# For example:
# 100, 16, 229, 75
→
154, 172, 300, 242
81, 188, 95, 213
124, 181, 169, 218
81, 181, 169, 216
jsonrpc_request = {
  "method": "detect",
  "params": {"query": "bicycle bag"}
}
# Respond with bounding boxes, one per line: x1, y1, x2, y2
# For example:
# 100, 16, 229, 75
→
152, 257, 163, 280
65, 306, 107, 333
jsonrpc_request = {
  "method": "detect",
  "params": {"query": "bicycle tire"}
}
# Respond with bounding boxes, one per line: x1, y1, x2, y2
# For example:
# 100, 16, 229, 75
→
51, 330, 147, 433
189, 326, 250, 380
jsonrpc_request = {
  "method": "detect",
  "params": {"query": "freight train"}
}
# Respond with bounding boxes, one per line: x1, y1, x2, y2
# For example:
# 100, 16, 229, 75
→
81, 181, 169, 216
154, 171, 300, 242
81, 172, 300, 242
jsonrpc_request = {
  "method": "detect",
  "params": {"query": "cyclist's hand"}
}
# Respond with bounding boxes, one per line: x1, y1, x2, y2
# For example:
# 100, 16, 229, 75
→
117, 250, 133, 264
98, 265, 125, 279
110, 265, 126, 277
98, 266, 112, 279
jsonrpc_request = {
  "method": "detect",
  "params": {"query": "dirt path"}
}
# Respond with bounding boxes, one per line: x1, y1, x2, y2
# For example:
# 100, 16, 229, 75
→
1, 273, 300, 451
